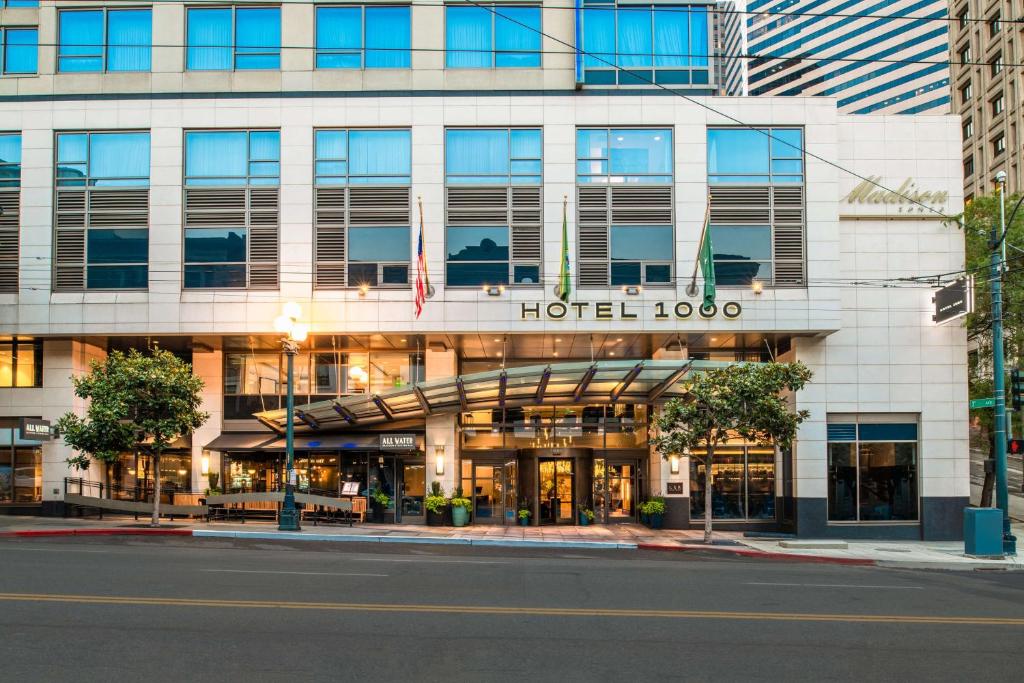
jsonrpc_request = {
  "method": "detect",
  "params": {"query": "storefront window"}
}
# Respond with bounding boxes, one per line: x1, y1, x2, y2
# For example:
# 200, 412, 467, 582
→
108, 450, 191, 501
827, 421, 919, 522
0, 429, 41, 503
690, 445, 776, 520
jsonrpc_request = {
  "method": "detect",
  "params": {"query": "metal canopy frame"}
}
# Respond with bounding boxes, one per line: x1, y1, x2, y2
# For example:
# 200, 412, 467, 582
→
253, 359, 741, 433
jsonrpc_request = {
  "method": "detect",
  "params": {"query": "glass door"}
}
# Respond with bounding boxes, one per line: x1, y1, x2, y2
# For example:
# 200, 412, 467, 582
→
399, 461, 425, 523
471, 464, 503, 524
607, 463, 636, 521
539, 458, 574, 525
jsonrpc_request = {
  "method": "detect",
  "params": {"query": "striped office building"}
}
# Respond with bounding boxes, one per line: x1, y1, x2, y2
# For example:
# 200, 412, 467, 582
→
714, 1, 746, 95
746, 0, 951, 114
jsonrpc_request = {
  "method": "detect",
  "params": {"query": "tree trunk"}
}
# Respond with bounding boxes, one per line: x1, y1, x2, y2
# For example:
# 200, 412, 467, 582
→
150, 451, 161, 527
704, 445, 715, 544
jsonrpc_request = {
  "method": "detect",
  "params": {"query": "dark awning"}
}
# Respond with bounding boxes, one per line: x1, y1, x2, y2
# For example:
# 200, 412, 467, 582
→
254, 359, 741, 433
203, 433, 422, 452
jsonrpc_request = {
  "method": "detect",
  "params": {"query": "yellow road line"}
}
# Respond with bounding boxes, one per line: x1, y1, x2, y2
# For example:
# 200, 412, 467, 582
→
0, 593, 1021, 626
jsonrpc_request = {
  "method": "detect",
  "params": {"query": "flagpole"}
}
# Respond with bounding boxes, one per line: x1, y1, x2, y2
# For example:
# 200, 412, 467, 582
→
418, 196, 434, 298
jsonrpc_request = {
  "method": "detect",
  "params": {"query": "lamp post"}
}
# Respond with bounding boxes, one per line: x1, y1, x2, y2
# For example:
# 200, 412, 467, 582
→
991, 172, 1016, 555
274, 302, 308, 532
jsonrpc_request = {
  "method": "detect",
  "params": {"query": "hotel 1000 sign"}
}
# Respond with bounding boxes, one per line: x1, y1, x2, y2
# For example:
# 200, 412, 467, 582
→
520, 300, 742, 321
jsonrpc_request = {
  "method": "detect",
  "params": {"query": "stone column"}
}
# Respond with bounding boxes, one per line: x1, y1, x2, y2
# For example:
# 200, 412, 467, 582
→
424, 347, 457, 494
190, 346, 223, 494
651, 344, 688, 528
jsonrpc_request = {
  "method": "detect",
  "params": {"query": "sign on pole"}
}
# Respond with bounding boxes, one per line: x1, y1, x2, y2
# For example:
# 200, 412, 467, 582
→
933, 276, 974, 324
970, 398, 996, 409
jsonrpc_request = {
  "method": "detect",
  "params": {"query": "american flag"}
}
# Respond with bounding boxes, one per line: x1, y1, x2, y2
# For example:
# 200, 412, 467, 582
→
415, 198, 430, 318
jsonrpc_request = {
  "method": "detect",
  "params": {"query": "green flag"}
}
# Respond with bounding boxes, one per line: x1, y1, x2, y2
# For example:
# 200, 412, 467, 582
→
558, 198, 571, 302
698, 207, 715, 308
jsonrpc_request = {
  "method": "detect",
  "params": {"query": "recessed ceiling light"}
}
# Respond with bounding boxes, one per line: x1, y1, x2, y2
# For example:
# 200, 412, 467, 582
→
609, 351, 616, 356
555, 338, 562, 342
493, 338, 501, 343
400, 338, 407, 343
616, 338, 623, 342
710, 337, 718, 342
553, 351, 559, 357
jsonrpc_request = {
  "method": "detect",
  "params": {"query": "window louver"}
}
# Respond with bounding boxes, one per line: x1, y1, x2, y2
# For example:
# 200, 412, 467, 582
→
0, 191, 18, 292
54, 188, 150, 291
314, 186, 411, 289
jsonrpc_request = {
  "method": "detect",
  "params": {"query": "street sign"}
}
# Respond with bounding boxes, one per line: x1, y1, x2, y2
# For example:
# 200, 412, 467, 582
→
932, 276, 974, 324
970, 397, 996, 409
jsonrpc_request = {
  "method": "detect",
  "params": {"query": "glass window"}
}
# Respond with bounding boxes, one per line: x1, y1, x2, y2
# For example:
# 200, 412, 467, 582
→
56, 131, 150, 187
707, 127, 803, 183
0, 133, 21, 188
0, 340, 42, 387
582, 3, 709, 85
58, 9, 151, 73
689, 445, 775, 520
185, 130, 279, 186
3, 28, 37, 75
827, 420, 919, 522
710, 224, 772, 285
315, 129, 411, 185
446, 128, 541, 184
187, 7, 280, 71
316, 5, 411, 69
576, 128, 672, 183
2, 2, 40, 7
609, 225, 673, 285
446, 4, 541, 68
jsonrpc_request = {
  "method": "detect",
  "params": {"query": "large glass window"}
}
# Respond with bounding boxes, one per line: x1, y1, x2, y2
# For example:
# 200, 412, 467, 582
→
445, 128, 541, 287
58, 9, 151, 72
1, 2, 40, 7
710, 224, 772, 286
707, 127, 803, 184
445, 5, 541, 68
581, 2, 708, 85
316, 5, 411, 69
315, 129, 411, 185
0, 339, 42, 387
184, 130, 279, 288
827, 421, 919, 522
0, 133, 21, 187
187, 6, 280, 71
689, 445, 775, 520
2, 28, 37, 75
576, 128, 672, 183
0, 429, 42, 504
56, 132, 150, 289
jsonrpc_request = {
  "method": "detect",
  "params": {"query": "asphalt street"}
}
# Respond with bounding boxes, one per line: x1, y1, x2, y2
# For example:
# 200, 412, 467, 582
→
0, 536, 1022, 682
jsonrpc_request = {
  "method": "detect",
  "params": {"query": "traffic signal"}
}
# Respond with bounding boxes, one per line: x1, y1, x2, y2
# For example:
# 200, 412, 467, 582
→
1009, 439, 1024, 456
1013, 369, 1024, 411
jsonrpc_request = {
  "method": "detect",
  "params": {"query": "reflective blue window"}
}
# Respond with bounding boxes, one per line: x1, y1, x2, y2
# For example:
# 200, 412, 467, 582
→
445, 128, 541, 184
316, 5, 411, 69
446, 5, 541, 68
2, 1, 40, 7
0, 134, 21, 188
2, 28, 37, 74
610, 225, 673, 285
315, 129, 411, 185
349, 227, 409, 262
184, 228, 247, 264
185, 130, 280, 186
707, 128, 803, 183
56, 132, 150, 187
58, 9, 150, 73
581, 3, 708, 85
710, 224, 772, 286
576, 128, 671, 183
187, 7, 280, 71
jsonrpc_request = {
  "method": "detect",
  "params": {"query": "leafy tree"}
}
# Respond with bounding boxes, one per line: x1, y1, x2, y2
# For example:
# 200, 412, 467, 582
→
652, 362, 812, 543
959, 191, 1024, 436
56, 348, 208, 526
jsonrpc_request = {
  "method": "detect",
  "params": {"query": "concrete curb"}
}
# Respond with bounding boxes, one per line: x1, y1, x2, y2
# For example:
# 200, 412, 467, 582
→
637, 542, 878, 566
193, 529, 635, 550
0, 528, 192, 538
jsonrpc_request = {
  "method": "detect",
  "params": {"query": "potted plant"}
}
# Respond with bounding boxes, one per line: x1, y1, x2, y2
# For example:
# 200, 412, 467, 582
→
517, 507, 531, 526
425, 481, 449, 527
370, 487, 392, 523
450, 486, 471, 527
577, 505, 595, 526
639, 501, 650, 525
645, 496, 666, 529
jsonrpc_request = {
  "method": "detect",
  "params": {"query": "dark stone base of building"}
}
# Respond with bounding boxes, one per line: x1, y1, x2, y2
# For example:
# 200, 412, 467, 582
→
792, 496, 969, 541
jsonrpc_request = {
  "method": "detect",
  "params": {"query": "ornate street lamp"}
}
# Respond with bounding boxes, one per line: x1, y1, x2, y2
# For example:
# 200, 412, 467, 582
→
274, 302, 308, 532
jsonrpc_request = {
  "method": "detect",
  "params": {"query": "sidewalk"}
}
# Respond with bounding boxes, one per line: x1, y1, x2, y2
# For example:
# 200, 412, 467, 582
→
2, 516, 1022, 569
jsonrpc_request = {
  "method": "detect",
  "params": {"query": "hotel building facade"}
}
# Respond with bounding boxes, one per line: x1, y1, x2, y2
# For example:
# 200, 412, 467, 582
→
0, 1, 968, 539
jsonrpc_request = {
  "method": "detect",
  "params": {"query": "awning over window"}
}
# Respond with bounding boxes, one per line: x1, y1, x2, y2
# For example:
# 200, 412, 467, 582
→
253, 359, 737, 434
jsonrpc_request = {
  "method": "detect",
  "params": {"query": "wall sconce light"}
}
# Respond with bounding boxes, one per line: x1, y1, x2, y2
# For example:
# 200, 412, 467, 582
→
669, 455, 680, 474
751, 281, 764, 295
358, 283, 370, 297
434, 444, 445, 475
483, 285, 504, 296
623, 285, 642, 295
201, 452, 210, 476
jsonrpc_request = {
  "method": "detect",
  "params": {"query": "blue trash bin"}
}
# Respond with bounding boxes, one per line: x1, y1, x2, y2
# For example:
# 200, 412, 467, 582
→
963, 507, 1003, 557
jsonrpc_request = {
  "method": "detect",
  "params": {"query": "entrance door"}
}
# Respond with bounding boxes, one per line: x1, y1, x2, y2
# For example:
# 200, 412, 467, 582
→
399, 461, 425, 523
539, 459, 574, 524
472, 464, 503, 524
594, 460, 638, 523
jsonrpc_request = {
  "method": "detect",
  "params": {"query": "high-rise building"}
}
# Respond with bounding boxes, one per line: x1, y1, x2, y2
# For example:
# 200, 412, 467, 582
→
714, 1, 746, 95
950, 0, 1021, 198
0, 1, 968, 540
746, 0, 951, 114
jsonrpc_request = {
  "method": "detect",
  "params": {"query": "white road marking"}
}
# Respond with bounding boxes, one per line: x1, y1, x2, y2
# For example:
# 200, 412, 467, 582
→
745, 582, 923, 590
350, 557, 508, 565
200, 569, 387, 577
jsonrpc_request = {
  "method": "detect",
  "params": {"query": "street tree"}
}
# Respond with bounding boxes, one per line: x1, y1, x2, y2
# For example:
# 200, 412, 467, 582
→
56, 348, 208, 526
652, 362, 812, 543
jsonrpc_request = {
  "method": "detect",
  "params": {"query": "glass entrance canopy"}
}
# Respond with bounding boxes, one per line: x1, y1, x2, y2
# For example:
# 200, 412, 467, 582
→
253, 359, 740, 433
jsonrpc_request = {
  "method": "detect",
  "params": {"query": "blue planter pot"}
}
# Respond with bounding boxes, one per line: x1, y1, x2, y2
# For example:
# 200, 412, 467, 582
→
451, 506, 469, 527
648, 513, 664, 530
578, 513, 591, 526
518, 516, 530, 526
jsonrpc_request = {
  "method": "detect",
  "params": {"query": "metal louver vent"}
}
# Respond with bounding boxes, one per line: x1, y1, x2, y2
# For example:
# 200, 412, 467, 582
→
709, 185, 771, 223
578, 261, 608, 287
510, 186, 542, 271
185, 188, 246, 227
772, 186, 806, 287
0, 191, 18, 292
349, 186, 411, 226
576, 186, 610, 286
446, 187, 509, 226
247, 188, 280, 289
610, 186, 672, 224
